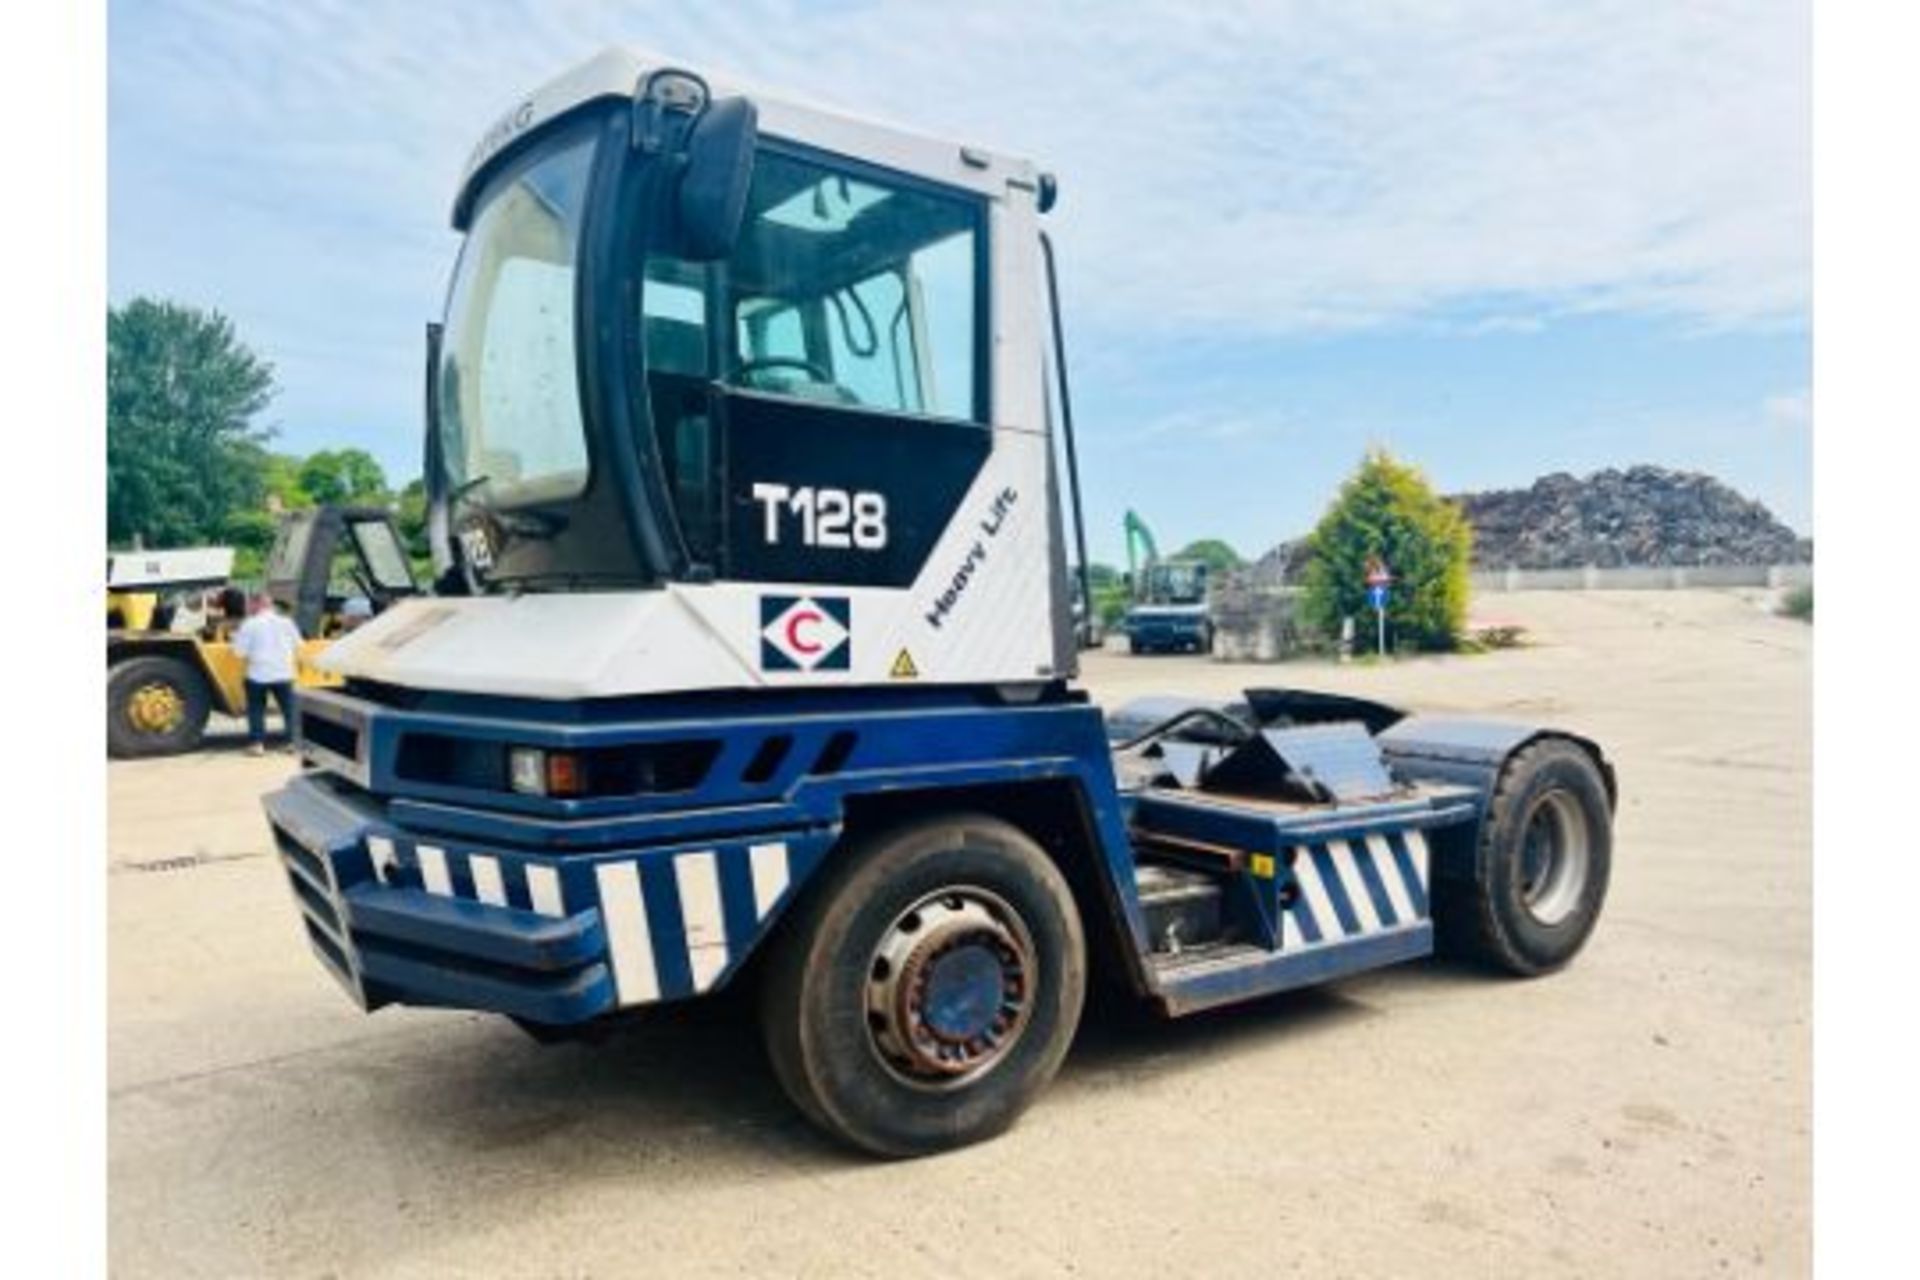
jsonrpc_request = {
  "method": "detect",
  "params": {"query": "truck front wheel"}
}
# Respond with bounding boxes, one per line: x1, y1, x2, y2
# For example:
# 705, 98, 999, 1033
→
107, 655, 212, 759
760, 812, 1086, 1156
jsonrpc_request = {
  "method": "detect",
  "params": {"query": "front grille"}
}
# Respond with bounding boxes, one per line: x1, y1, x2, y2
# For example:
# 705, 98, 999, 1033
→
299, 710, 361, 763
269, 820, 361, 1001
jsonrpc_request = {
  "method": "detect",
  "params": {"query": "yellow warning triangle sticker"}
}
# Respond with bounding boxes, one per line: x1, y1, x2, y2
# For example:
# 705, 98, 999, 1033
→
889, 648, 919, 679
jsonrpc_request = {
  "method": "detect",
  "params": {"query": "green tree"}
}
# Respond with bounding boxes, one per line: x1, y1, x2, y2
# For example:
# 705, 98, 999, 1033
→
261, 452, 312, 511
107, 298, 276, 546
298, 448, 390, 506
1301, 450, 1472, 651
394, 477, 431, 564
219, 508, 281, 580
1173, 539, 1243, 573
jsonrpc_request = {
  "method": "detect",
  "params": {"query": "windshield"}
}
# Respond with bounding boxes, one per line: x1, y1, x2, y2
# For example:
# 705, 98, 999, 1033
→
437, 129, 597, 509
349, 519, 418, 593
265, 516, 313, 584
1146, 563, 1206, 605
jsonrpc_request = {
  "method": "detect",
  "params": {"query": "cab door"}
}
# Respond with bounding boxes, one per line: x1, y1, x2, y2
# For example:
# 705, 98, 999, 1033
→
643, 146, 992, 591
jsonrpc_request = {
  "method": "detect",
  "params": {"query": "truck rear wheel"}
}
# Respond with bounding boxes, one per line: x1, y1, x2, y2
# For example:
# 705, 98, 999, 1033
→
107, 655, 212, 759
1435, 738, 1611, 975
760, 812, 1086, 1156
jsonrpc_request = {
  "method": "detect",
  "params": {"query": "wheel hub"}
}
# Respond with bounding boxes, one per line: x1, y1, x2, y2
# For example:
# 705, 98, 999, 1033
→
866, 889, 1035, 1088
1518, 790, 1591, 926
127, 681, 184, 734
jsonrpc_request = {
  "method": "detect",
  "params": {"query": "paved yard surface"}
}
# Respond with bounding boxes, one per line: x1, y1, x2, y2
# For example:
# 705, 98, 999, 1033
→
108, 590, 1810, 1278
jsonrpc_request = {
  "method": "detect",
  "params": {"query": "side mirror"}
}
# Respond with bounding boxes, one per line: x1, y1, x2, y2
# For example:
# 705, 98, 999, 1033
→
679, 96, 758, 261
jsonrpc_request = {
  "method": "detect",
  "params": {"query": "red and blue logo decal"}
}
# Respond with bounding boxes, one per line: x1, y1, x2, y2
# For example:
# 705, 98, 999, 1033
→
760, 595, 851, 672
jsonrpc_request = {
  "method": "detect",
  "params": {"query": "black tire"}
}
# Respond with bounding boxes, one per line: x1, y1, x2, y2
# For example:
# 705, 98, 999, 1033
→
1434, 738, 1611, 975
107, 655, 212, 759
1127, 636, 1141, 655
760, 812, 1086, 1157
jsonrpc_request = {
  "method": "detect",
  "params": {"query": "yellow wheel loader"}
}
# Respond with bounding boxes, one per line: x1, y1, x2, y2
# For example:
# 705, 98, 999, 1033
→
106, 506, 420, 758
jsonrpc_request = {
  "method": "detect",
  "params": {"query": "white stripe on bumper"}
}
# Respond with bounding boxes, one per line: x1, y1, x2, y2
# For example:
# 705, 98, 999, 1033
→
469, 854, 508, 907
675, 852, 728, 993
416, 845, 452, 896
749, 841, 790, 919
595, 861, 659, 1005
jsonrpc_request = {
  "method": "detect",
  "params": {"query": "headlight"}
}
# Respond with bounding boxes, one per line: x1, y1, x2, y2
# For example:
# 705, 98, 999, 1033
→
508, 747, 546, 795
507, 747, 585, 797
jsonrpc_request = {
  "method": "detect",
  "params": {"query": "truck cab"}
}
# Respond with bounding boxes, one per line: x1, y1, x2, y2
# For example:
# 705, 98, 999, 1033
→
1125, 559, 1213, 654
265, 49, 1615, 1156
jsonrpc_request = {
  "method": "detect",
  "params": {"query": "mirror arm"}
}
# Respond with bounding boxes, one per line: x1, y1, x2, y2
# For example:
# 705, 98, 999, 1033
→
631, 68, 711, 156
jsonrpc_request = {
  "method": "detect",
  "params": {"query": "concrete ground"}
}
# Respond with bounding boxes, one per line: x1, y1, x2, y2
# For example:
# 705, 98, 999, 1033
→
108, 590, 1810, 1278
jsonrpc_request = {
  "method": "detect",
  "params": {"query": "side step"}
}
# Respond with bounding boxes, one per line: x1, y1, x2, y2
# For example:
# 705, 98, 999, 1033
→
1129, 826, 1441, 1017
1146, 926, 1432, 1017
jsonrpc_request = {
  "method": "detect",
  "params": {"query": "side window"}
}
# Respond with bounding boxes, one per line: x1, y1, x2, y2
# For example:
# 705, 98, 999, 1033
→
641, 261, 720, 563
911, 233, 977, 422
642, 260, 710, 376
725, 151, 984, 422
737, 300, 807, 366
826, 270, 911, 409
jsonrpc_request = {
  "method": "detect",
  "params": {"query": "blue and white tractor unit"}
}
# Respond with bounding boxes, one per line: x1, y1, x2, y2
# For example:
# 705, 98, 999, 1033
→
264, 50, 1615, 1156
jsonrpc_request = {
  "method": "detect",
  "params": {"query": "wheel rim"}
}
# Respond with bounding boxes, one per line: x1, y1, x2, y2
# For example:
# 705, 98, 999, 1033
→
1518, 789, 1591, 926
865, 886, 1037, 1090
126, 681, 185, 734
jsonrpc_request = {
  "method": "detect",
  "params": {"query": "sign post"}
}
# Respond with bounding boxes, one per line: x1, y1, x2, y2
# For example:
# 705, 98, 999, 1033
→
1364, 558, 1393, 657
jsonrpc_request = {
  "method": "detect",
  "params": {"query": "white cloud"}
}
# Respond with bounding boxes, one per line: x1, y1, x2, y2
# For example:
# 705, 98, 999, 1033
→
112, 0, 1809, 340
106, 0, 1810, 511
1765, 388, 1813, 433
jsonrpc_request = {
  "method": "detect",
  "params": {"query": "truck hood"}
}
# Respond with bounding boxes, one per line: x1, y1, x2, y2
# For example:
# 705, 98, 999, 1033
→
318, 591, 760, 700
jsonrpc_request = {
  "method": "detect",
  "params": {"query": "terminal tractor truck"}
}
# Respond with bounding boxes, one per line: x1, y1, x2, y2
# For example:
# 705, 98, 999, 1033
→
266, 49, 1614, 1156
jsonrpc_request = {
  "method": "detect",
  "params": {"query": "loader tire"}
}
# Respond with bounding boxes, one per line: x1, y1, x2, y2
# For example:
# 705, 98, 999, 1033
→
1434, 737, 1611, 975
760, 812, 1086, 1157
107, 655, 211, 759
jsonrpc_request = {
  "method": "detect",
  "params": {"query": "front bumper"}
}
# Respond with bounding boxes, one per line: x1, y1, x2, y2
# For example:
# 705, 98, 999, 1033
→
1128, 621, 1207, 649
265, 774, 824, 1024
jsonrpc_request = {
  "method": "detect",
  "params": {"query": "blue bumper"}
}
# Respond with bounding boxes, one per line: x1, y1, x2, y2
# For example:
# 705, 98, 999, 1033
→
264, 774, 827, 1025
1127, 619, 1208, 649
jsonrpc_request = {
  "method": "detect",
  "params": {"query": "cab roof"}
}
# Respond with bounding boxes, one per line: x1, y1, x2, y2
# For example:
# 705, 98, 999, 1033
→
453, 46, 1040, 229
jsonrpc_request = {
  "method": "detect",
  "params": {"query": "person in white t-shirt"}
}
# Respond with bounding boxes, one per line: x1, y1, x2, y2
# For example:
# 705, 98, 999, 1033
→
230, 592, 303, 755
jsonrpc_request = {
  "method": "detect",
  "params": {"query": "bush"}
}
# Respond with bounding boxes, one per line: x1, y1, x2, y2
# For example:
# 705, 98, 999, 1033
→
1301, 450, 1473, 651
1780, 584, 1813, 621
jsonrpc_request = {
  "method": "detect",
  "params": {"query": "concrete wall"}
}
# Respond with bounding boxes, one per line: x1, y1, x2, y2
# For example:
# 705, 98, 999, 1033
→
1471, 563, 1814, 593
1211, 587, 1313, 663
1206, 565, 1813, 663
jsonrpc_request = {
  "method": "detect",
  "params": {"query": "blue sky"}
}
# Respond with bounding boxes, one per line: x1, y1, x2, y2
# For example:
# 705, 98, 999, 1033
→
108, 0, 1810, 564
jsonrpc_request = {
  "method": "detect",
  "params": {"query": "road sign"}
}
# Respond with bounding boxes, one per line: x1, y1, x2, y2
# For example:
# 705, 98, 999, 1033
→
1364, 559, 1391, 656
